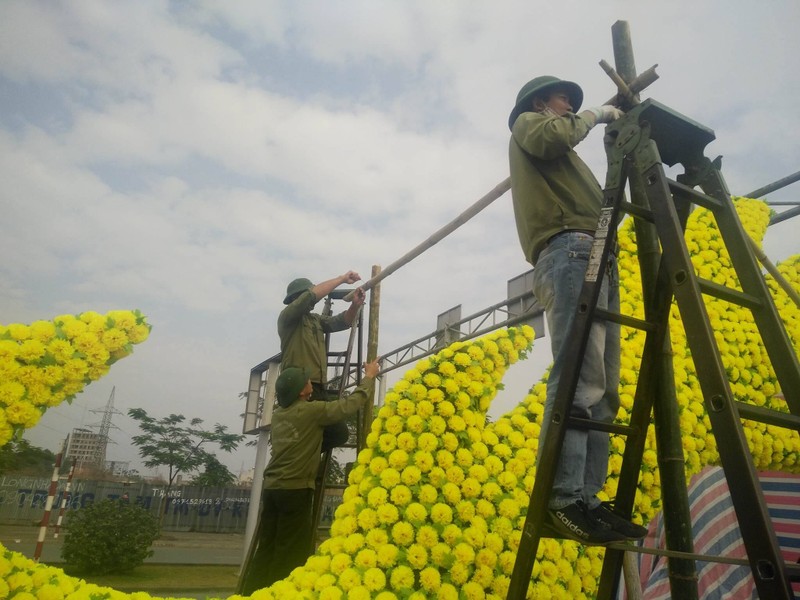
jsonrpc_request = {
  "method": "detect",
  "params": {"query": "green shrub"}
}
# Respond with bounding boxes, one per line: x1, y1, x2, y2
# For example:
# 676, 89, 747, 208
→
62, 498, 159, 574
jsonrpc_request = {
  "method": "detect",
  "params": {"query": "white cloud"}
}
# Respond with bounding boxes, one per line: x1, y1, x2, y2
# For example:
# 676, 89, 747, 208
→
2, 0, 799, 476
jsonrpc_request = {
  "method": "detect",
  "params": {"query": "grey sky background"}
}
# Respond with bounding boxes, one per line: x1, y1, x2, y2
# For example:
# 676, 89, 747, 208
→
2, 1, 798, 478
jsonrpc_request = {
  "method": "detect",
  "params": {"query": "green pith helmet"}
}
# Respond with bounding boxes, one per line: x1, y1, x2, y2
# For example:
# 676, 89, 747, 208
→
276, 367, 310, 407
283, 277, 313, 304
508, 75, 583, 130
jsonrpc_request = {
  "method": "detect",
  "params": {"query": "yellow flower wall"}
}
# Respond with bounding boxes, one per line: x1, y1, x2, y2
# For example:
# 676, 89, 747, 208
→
0, 310, 151, 445
0, 198, 798, 599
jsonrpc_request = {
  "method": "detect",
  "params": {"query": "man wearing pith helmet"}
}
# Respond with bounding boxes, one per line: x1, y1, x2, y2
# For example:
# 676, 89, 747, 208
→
508, 75, 646, 544
278, 271, 366, 451
240, 357, 381, 592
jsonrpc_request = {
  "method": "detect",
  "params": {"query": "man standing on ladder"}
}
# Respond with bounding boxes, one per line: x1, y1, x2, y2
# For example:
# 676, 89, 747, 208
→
279, 271, 366, 451
508, 75, 646, 543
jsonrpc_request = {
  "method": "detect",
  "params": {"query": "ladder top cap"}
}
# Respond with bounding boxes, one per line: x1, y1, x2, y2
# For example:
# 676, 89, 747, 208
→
620, 99, 716, 167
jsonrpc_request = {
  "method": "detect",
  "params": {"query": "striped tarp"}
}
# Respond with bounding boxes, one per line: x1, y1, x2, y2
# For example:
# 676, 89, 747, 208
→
634, 467, 800, 599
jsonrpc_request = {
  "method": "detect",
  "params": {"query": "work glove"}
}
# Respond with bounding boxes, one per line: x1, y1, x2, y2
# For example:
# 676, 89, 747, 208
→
585, 105, 625, 124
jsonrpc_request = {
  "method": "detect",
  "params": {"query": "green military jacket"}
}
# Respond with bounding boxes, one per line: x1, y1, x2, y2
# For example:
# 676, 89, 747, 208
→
262, 377, 375, 490
509, 110, 604, 265
278, 290, 349, 385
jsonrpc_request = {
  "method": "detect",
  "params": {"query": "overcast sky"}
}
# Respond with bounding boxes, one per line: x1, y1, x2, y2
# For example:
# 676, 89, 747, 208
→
2, 1, 798, 479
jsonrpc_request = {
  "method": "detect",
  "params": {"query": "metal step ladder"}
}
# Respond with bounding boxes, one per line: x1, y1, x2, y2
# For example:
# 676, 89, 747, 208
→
309, 296, 366, 550
507, 98, 800, 599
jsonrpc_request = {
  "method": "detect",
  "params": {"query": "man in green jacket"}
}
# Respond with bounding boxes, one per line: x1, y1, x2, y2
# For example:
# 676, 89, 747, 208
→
278, 270, 366, 451
509, 75, 646, 544
240, 357, 380, 592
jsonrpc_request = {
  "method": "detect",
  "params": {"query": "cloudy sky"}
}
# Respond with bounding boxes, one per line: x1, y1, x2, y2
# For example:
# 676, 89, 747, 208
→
2, 1, 798, 479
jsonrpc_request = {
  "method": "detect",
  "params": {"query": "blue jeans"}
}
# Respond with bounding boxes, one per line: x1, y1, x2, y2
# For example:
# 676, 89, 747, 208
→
532, 231, 620, 510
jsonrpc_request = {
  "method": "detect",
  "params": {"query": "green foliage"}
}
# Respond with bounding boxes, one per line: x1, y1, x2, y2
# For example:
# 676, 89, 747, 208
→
0, 439, 57, 476
62, 499, 159, 574
128, 408, 244, 526
128, 408, 243, 488
190, 455, 237, 487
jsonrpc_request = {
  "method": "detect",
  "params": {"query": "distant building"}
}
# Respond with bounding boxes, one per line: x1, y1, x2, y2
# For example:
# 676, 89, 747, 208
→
104, 460, 131, 477
64, 428, 106, 472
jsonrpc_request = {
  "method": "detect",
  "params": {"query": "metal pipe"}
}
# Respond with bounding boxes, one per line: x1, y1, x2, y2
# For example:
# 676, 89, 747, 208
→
770, 205, 800, 226
744, 170, 800, 199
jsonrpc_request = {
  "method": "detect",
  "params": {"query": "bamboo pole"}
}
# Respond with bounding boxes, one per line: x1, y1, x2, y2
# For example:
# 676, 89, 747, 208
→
603, 64, 659, 107
599, 59, 639, 107
606, 19, 698, 600
360, 265, 382, 451
344, 177, 511, 300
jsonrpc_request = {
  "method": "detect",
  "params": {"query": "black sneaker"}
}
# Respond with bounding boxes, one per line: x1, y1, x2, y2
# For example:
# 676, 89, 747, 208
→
548, 500, 626, 544
589, 502, 648, 540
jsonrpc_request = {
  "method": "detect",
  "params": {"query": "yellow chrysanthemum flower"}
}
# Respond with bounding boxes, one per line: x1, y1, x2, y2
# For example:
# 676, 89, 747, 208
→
4, 200, 800, 600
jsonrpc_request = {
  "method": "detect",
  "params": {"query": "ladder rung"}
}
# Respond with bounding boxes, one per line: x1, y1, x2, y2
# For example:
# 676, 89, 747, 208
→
595, 308, 657, 332
696, 278, 763, 310
567, 416, 638, 437
322, 483, 349, 491
668, 179, 726, 212
610, 542, 800, 584
620, 200, 655, 223
606, 542, 751, 567
736, 402, 800, 430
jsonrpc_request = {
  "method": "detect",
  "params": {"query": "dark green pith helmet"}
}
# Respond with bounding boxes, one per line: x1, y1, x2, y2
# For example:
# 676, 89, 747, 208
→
508, 75, 583, 130
275, 367, 310, 407
283, 277, 313, 304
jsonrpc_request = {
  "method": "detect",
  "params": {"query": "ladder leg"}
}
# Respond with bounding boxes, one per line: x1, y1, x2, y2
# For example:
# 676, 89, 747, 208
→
694, 162, 800, 415
641, 159, 795, 599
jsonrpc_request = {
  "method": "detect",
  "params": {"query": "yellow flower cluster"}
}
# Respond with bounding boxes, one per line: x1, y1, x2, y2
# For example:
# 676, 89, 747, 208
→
0, 310, 151, 444
245, 325, 538, 600
0, 197, 798, 600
